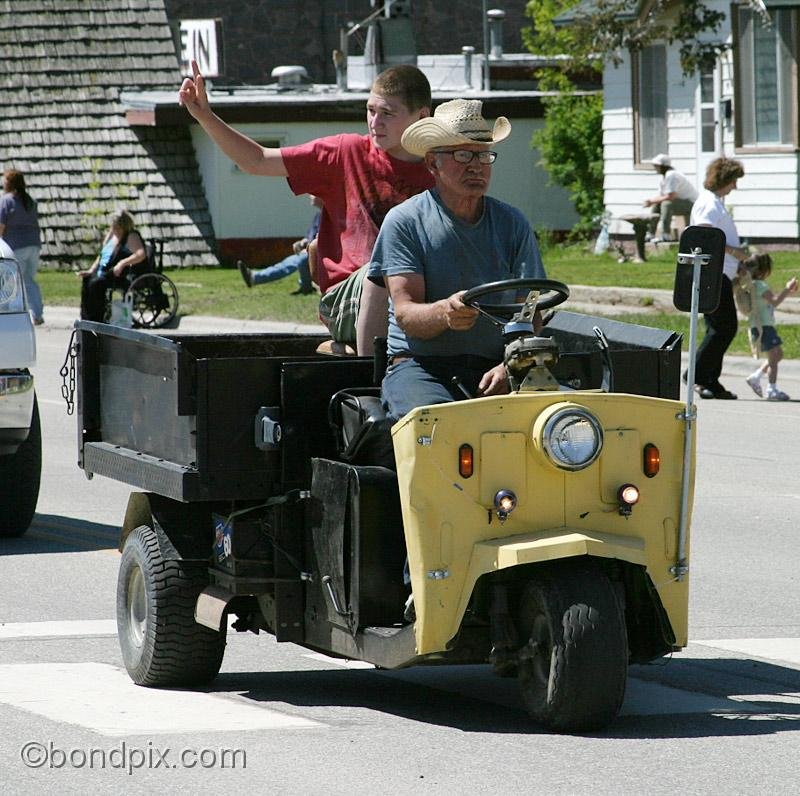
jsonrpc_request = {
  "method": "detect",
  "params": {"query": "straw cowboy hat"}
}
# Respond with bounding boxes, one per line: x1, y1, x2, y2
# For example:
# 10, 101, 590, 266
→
401, 99, 511, 157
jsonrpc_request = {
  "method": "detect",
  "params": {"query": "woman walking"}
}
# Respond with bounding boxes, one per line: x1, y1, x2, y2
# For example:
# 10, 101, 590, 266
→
0, 169, 43, 325
688, 157, 748, 399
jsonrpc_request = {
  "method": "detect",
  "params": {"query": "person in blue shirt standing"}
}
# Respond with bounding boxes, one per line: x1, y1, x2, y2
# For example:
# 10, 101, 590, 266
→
367, 99, 545, 421
0, 170, 43, 325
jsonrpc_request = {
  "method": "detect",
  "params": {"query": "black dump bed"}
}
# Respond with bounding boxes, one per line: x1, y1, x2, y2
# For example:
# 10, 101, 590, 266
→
74, 313, 681, 503
75, 322, 374, 502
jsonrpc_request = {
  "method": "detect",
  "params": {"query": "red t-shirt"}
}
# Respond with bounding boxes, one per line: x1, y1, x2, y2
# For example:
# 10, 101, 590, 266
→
282, 133, 434, 294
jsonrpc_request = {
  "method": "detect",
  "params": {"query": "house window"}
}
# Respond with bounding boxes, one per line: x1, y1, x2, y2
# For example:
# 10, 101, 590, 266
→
699, 69, 717, 153
633, 44, 668, 163
735, 6, 797, 148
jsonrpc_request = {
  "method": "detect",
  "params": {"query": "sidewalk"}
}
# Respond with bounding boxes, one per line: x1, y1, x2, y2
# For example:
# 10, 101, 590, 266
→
568, 284, 800, 323
36, 305, 326, 336
34, 294, 800, 387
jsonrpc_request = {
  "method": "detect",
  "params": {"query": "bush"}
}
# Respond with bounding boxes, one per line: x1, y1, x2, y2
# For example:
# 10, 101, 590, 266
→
533, 92, 604, 239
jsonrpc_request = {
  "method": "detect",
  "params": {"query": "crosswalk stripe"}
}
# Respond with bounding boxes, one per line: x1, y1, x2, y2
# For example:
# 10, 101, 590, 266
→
0, 620, 117, 639
0, 663, 321, 735
694, 637, 800, 666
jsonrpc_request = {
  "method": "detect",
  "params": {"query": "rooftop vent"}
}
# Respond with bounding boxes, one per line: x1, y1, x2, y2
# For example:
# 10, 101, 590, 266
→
271, 65, 310, 89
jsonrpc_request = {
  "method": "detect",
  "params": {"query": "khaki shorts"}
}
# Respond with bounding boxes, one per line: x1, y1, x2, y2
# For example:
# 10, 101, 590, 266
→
318, 264, 368, 346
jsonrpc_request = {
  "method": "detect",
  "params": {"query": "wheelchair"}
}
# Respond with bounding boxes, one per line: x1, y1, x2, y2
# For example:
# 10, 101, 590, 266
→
104, 240, 179, 329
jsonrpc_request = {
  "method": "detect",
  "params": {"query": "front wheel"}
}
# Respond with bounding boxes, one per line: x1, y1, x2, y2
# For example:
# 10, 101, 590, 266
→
516, 560, 628, 732
0, 395, 41, 538
117, 524, 226, 686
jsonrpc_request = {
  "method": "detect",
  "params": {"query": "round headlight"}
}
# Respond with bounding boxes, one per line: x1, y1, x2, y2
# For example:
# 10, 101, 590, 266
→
542, 408, 603, 471
0, 260, 23, 311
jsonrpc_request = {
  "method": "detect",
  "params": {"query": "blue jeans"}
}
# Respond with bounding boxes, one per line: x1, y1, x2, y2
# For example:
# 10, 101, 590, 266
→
381, 355, 499, 421
251, 251, 311, 291
14, 245, 43, 321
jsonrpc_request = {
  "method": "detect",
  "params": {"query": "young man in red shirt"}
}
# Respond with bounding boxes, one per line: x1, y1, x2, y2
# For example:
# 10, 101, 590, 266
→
179, 61, 434, 354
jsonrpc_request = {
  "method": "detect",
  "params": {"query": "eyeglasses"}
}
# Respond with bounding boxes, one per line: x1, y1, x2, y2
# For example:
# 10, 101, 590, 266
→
433, 149, 498, 165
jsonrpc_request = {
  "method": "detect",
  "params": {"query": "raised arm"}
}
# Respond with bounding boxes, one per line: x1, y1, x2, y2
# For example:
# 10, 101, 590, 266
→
762, 276, 798, 307
178, 60, 288, 177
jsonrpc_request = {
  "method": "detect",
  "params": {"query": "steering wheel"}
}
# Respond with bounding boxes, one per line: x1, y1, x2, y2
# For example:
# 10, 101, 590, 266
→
462, 278, 570, 321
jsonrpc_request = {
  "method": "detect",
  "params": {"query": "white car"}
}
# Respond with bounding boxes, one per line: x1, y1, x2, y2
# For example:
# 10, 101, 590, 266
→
0, 237, 41, 537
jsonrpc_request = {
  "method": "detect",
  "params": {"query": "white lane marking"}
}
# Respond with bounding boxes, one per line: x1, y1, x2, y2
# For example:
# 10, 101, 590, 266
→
621, 677, 752, 717
381, 663, 757, 716
695, 637, 800, 666
0, 663, 320, 735
303, 652, 374, 669
727, 692, 800, 705
0, 620, 118, 639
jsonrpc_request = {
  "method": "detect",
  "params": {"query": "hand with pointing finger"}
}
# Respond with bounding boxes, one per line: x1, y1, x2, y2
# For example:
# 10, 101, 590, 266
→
178, 59, 210, 120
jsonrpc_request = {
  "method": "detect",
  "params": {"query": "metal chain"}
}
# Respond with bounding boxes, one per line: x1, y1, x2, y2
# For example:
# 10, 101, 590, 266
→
59, 329, 78, 416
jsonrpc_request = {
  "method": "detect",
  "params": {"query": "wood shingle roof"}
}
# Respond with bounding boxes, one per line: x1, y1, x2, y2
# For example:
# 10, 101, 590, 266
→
0, 0, 218, 268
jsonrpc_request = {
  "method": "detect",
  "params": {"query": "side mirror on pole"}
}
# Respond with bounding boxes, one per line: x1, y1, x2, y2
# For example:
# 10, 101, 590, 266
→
671, 224, 725, 583
673, 225, 725, 313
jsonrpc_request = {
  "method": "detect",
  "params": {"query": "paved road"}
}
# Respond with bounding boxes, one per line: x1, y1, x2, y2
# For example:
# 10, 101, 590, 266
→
1, 318, 798, 794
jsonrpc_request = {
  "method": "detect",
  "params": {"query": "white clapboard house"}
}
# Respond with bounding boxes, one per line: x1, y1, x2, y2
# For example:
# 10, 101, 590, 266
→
560, 0, 799, 246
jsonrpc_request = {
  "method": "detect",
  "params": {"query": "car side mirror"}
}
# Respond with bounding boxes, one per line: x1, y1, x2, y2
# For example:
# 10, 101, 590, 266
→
672, 225, 726, 313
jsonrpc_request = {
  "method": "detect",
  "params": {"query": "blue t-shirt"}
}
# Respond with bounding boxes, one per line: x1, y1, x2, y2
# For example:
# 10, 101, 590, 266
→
96, 235, 133, 276
368, 189, 545, 360
0, 192, 41, 250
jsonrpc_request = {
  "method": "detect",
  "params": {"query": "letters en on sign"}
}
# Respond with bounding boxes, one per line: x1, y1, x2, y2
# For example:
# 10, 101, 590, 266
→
179, 19, 222, 78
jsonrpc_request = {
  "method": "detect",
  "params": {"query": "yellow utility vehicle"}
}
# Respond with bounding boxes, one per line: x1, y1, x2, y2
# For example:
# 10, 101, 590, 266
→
69, 228, 722, 732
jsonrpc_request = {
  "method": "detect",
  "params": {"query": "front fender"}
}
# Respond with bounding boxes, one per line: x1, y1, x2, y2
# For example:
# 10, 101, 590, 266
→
414, 529, 646, 656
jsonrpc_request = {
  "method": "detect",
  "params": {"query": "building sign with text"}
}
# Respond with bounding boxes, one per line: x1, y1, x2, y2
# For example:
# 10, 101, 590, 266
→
178, 19, 223, 78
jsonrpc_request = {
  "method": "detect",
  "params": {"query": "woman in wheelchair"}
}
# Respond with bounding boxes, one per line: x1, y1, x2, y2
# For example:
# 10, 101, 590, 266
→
78, 210, 146, 321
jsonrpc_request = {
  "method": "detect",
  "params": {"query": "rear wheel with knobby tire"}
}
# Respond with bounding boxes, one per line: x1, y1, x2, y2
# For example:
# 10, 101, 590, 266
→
117, 524, 226, 686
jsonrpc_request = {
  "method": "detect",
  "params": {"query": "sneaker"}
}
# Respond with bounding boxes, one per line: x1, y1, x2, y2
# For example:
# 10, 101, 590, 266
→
33, 317, 44, 326
745, 373, 763, 397
767, 387, 790, 401
237, 260, 253, 288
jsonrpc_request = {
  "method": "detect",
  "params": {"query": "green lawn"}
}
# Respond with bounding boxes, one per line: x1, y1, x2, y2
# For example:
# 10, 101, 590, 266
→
38, 267, 324, 326
540, 239, 800, 290
38, 241, 800, 358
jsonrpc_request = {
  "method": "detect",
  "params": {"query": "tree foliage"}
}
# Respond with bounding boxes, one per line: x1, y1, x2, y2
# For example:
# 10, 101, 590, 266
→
524, 1, 729, 78
533, 92, 605, 237
523, 1, 732, 235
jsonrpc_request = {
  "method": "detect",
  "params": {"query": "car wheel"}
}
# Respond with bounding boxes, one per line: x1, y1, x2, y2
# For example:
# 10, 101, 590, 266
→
117, 524, 226, 686
0, 395, 42, 538
517, 560, 628, 732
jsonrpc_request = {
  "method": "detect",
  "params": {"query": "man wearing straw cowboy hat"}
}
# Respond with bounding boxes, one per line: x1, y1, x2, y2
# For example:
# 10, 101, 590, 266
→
367, 99, 546, 421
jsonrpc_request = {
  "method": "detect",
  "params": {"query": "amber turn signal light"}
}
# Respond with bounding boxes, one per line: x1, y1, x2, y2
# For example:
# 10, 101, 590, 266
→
643, 443, 660, 478
458, 443, 473, 478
